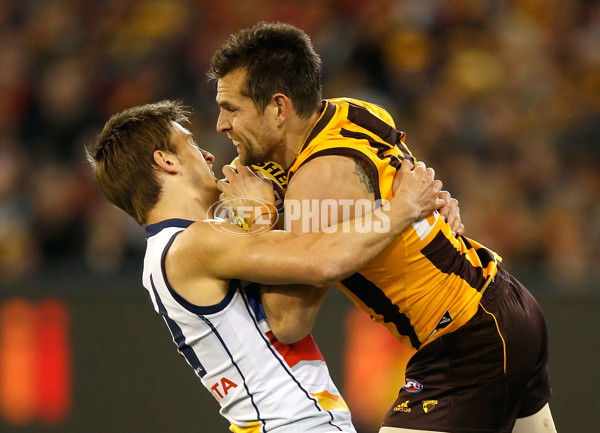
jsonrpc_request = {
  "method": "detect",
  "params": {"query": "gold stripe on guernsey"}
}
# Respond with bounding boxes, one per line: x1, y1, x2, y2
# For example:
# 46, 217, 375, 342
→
229, 421, 262, 433
480, 304, 507, 373
479, 255, 499, 296
311, 390, 350, 412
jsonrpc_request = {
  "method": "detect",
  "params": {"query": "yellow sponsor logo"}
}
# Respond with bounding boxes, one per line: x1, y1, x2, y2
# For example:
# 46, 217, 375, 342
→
393, 400, 411, 413
422, 400, 438, 413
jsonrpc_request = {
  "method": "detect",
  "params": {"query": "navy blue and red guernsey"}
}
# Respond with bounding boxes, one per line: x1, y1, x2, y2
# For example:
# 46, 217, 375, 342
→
287, 98, 502, 350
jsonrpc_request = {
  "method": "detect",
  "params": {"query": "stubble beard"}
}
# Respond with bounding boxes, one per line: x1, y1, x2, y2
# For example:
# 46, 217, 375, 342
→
238, 144, 270, 166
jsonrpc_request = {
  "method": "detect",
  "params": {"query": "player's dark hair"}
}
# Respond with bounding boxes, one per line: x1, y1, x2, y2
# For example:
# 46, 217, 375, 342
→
207, 21, 322, 118
86, 100, 190, 225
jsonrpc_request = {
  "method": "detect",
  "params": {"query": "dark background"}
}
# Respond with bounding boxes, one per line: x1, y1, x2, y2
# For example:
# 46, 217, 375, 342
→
0, 279, 598, 432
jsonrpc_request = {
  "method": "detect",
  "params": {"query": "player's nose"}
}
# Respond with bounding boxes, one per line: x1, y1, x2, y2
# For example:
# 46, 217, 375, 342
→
201, 149, 214, 163
216, 112, 231, 133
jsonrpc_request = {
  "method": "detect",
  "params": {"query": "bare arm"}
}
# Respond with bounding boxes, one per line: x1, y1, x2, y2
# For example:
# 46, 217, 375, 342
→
261, 155, 381, 342
166, 160, 442, 309
262, 155, 379, 342
216, 158, 443, 343
259, 283, 328, 344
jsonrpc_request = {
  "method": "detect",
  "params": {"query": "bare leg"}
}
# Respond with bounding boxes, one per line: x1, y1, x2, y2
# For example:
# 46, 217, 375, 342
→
512, 403, 557, 433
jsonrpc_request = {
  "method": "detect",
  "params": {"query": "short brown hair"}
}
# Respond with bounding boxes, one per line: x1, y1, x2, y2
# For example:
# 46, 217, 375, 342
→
86, 100, 190, 225
207, 21, 322, 118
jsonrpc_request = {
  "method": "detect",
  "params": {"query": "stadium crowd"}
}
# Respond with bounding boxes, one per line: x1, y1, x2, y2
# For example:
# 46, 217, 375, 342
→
0, 0, 598, 295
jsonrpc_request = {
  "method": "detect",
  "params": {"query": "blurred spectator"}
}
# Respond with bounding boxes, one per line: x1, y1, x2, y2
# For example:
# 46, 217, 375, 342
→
0, 0, 597, 296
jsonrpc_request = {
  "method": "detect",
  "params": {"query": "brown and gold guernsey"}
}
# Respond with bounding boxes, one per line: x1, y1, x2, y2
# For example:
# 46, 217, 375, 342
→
287, 98, 502, 350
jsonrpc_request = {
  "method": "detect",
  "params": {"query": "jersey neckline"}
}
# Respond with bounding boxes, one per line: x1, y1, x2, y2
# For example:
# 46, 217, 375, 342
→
145, 218, 194, 238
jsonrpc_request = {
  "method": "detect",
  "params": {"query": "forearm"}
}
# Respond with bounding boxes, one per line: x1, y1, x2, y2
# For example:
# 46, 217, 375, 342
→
212, 159, 441, 286
238, 201, 413, 286
260, 284, 329, 344
300, 201, 415, 283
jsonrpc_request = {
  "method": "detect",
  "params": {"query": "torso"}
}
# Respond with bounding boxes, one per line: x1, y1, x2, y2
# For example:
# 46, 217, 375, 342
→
287, 99, 501, 350
142, 218, 356, 432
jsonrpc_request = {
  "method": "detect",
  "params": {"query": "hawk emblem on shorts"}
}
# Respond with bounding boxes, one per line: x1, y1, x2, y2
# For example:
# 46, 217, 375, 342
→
422, 400, 438, 413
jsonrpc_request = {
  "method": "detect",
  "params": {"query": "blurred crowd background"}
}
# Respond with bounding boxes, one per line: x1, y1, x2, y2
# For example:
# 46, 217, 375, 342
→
0, 0, 599, 295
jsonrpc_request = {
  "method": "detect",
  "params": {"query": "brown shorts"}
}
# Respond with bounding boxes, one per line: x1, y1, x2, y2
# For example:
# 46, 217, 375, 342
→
381, 268, 551, 433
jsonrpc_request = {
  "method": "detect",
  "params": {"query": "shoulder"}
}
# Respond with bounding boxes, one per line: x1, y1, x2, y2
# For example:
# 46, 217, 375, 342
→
329, 97, 396, 127
162, 220, 240, 305
287, 154, 375, 201
169, 219, 247, 260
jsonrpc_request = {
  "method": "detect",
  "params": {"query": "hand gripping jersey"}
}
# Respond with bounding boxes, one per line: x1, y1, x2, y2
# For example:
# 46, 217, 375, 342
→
143, 219, 355, 433
287, 98, 502, 350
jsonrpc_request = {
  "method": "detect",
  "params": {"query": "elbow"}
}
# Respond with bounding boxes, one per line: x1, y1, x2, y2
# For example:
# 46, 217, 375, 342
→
308, 265, 338, 287
275, 329, 310, 345
269, 320, 311, 345
309, 254, 351, 287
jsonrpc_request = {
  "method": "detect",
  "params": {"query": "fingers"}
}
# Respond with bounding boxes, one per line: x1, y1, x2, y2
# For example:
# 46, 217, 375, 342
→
254, 171, 268, 181
402, 158, 415, 171
435, 197, 447, 210
395, 159, 441, 196
409, 161, 436, 185
393, 159, 416, 194
436, 190, 465, 237
218, 164, 252, 193
237, 164, 255, 178
216, 178, 229, 193
221, 164, 237, 182
445, 197, 464, 236
410, 160, 426, 176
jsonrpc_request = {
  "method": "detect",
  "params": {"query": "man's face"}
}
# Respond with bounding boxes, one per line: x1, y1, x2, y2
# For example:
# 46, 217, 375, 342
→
170, 122, 219, 199
215, 69, 279, 166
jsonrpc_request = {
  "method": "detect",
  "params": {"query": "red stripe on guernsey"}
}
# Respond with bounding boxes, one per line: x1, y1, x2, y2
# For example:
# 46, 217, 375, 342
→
265, 331, 324, 368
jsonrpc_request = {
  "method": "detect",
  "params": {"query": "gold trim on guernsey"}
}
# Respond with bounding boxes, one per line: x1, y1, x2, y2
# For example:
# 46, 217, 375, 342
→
311, 390, 350, 412
228, 392, 348, 432
230, 420, 262, 433
479, 255, 499, 296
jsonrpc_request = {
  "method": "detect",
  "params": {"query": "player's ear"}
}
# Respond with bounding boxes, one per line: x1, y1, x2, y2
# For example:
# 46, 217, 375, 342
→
153, 150, 179, 174
272, 93, 290, 125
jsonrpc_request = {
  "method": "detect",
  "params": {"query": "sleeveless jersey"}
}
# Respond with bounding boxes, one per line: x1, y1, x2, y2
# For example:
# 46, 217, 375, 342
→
143, 218, 355, 433
287, 98, 502, 350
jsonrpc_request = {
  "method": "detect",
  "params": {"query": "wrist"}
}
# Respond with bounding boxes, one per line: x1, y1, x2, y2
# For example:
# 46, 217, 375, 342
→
390, 198, 419, 234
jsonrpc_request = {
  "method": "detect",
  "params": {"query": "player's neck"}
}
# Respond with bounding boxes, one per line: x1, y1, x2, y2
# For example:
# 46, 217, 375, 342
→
278, 109, 321, 170
146, 185, 217, 225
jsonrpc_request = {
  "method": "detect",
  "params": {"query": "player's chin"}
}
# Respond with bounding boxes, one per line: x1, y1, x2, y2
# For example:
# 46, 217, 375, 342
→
239, 153, 261, 167
237, 156, 250, 166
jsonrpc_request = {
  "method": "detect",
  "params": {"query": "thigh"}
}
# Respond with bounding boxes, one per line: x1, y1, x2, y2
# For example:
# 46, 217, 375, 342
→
492, 273, 552, 419
512, 403, 556, 433
381, 307, 509, 432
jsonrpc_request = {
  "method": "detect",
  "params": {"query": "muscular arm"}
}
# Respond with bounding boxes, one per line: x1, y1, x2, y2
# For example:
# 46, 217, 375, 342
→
260, 283, 328, 344
260, 155, 377, 342
261, 155, 378, 342
264, 157, 463, 343
165, 160, 441, 322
